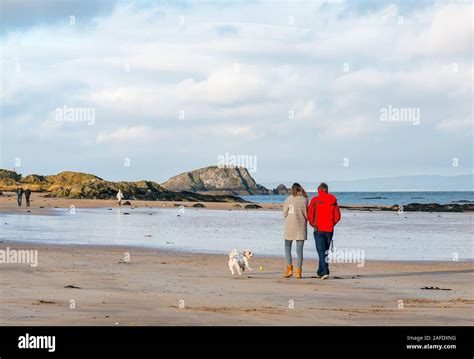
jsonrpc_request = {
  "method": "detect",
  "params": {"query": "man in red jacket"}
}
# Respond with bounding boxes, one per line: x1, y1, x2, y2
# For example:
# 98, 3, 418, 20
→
307, 182, 341, 279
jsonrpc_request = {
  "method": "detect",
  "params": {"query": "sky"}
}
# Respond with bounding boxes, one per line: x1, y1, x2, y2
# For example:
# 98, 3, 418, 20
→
0, 0, 472, 185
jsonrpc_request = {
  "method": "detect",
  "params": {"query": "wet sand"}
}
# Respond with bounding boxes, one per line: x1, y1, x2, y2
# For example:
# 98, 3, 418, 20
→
0, 192, 401, 216
0, 192, 282, 215
1, 242, 472, 326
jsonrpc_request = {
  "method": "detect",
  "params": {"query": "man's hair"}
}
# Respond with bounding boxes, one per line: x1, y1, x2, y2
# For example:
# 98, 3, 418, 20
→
318, 182, 329, 192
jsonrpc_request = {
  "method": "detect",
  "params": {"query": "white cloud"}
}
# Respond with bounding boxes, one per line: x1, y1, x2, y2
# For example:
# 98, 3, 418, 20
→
1, 1, 472, 179
96, 126, 153, 144
176, 67, 265, 104
207, 124, 265, 140
436, 117, 472, 132
420, 3, 473, 56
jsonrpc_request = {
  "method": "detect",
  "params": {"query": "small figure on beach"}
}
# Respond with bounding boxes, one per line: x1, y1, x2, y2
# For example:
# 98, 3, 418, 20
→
282, 183, 308, 279
24, 187, 32, 207
307, 182, 341, 280
16, 186, 24, 207
116, 189, 124, 206
228, 249, 254, 275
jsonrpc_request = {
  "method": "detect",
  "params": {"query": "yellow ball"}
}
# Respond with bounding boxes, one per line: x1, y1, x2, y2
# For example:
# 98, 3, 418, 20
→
259, 266, 264, 271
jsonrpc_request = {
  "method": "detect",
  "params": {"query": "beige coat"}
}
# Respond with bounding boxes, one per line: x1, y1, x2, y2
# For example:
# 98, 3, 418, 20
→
283, 195, 308, 240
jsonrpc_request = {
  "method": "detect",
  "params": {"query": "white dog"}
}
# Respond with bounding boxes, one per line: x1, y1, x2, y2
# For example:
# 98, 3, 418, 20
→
228, 249, 254, 275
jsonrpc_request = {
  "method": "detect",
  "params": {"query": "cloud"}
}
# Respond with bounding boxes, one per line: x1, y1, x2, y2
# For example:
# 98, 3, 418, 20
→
1, 1, 472, 181
0, 0, 116, 33
214, 24, 239, 37
96, 126, 154, 144
295, 101, 315, 120
436, 118, 472, 132
176, 67, 265, 105
420, 3, 473, 57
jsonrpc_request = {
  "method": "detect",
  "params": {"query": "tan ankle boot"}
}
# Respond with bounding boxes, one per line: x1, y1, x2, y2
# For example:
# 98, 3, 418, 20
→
295, 267, 302, 279
283, 265, 293, 278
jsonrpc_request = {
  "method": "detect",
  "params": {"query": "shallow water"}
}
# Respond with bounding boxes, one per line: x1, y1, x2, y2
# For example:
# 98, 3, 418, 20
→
0, 208, 474, 260
1, 207, 472, 261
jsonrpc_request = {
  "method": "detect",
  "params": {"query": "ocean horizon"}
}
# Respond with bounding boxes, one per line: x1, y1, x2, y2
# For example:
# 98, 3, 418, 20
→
243, 191, 474, 206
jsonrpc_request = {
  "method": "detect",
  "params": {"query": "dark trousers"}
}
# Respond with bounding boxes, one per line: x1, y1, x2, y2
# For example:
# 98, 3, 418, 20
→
25, 196, 31, 207
17, 194, 22, 207
314, 231, 333, 276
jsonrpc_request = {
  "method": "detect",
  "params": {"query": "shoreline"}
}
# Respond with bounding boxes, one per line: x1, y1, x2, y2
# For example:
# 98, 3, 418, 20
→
0, 192, 282, 215
1, 240, 472, 264
2, 192, 473, 215
1, 241, 472, 325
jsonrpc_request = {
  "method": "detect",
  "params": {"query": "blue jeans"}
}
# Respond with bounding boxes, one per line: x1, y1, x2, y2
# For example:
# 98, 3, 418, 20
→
314, 231, 333, 276
285, 240, 304, 268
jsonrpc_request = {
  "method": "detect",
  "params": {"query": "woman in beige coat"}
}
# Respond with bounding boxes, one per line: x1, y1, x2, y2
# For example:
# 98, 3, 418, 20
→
282, 183, 308, 279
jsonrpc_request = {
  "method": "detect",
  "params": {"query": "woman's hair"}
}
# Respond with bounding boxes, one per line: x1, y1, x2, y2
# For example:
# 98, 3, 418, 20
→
291, 183, 307, 198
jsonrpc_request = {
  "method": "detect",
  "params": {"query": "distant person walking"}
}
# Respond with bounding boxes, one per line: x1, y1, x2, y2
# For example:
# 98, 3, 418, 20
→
24, 188, 32, 207
307, 183, 341, 280
282, 183, 308, 279
116, 189, 124, 206
16, 187, 24, 207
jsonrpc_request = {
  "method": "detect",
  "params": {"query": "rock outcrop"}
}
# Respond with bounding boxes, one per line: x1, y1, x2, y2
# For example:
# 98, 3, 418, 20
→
402, 203, 474, 213
244, 204, 262, 209
0, 170, 247, 203
0, 169, 21, 185
272, 184, 289, 195
161, 166, 271, 195
340, 203, 474, 212
22, 174, 48, 184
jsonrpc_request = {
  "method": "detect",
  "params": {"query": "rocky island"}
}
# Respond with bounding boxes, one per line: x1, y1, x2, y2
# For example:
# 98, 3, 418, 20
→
272, 184, 289, 195
161, 166, 271, 195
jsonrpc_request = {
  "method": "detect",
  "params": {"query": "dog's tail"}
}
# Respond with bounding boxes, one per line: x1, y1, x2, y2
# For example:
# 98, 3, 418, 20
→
228, 249, 238, 258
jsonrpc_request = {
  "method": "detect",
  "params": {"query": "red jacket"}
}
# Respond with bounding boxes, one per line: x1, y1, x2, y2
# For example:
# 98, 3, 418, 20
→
307, 190, 341, 232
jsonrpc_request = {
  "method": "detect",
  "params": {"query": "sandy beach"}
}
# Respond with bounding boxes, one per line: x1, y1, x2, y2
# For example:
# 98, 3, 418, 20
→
0, 192, 282, 215
1, 241, 472, 326
1, 192, 473, 326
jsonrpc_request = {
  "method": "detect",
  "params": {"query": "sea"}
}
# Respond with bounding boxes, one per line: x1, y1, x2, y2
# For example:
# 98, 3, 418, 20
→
242, 191, 474, 205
